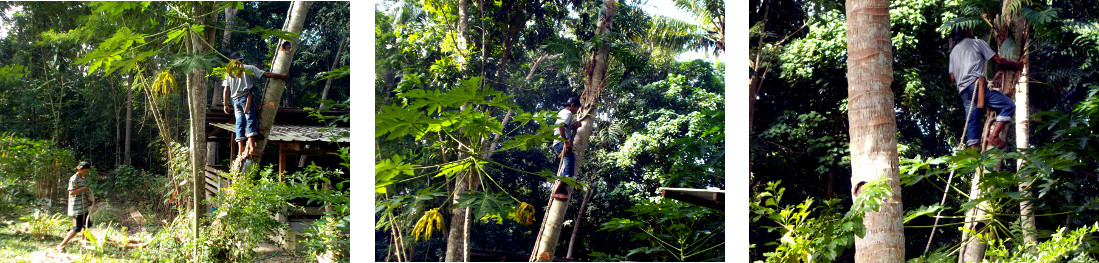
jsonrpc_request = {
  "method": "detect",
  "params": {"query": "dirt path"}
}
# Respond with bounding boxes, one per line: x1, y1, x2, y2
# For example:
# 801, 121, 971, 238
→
24, 251, 80, 263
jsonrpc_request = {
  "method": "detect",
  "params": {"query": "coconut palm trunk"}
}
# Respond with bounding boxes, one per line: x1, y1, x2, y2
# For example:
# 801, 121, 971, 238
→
845, 0, 905, 261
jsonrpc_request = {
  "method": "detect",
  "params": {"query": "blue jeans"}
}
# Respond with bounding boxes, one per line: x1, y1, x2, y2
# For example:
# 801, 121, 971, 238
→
233, 95, 259, 141
553, 142, 574, 177
960, 84, 1014, 146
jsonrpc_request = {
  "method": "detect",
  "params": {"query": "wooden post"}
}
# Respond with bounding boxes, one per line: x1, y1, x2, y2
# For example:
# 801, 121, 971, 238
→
279, 143, 287, 176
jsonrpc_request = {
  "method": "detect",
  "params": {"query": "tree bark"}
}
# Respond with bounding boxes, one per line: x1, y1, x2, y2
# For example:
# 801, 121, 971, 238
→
319, 35, 347, 109
246, 1, 311, 164
456, 0, 470, 66
566, 187, 593, 259
445, 168, 482, 261
531, 1, 615, 261
125, 84, 133, 166
845, 0, 904, 262
1016, 62, 1037, 244
188, 2, 212, 257
1009, 4, 1038, 246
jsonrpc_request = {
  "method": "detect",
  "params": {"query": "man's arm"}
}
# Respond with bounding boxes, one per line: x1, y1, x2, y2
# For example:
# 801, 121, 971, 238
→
222, 85, 232, 114
949, 73, 955, 83
68, 186, 89, 196
262, 72, 289, 80
991, 54, 1024, 70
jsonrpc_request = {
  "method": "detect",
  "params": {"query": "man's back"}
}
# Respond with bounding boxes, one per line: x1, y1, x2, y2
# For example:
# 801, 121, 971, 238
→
949, 38, 996, 93
224, 64, 266, 99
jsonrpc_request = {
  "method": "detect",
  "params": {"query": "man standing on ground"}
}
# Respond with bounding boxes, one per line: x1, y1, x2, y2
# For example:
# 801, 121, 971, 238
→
949, 27, 1024, 149
55, 161, 93, 253
551, 97, 582, 200
222, 52, 289, 159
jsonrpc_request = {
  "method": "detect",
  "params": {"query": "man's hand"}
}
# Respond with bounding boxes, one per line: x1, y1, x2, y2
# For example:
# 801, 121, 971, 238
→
88, 194, 95, 203
223, 103, 231, 114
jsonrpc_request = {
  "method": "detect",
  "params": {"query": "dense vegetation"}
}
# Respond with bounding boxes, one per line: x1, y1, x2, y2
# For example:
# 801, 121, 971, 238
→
374, 0, 725, 261
751, 0, 1099, 261
0, 2, 349, 262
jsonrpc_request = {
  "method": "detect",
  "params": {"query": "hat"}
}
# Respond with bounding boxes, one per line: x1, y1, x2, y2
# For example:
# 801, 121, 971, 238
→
76, 161, 90, 170
562, 97, 581, 107
229, 52, 244, 61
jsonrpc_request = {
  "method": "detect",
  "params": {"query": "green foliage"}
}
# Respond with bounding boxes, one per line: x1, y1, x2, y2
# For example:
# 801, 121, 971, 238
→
82, 222, 115, 256
750, 179, 891, 263
779, 9, 846, 81
205, 166, 290, 262
18, 213, 68, 238
0, 65, 27, 82
72, 26, 148, 75
984, 223, 1099, 263
0, 135, 77, 216
599, 198, 723, 262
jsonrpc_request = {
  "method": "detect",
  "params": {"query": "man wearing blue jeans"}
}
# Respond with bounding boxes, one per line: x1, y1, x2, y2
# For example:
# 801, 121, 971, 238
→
551, 97, 582, 200
222, 52, 289, 158
949, 28, 1023, 149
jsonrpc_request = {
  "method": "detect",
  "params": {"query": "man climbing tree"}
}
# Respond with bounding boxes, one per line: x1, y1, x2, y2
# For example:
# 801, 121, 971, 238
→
948, 27, 1023, 149
222, 52, 289, 166
551, 97, 582, 200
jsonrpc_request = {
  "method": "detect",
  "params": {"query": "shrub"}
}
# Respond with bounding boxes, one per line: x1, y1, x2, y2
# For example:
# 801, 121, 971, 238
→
19, 212, 68, 239
205, 166, 291, 262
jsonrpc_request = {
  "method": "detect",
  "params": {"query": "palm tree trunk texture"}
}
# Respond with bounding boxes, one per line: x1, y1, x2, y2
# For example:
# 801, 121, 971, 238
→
845, 0, 905, 261
531, 1, 615, 262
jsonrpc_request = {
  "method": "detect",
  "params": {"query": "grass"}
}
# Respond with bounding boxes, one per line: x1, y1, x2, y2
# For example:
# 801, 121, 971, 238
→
0, 205, 312, 263
0, 208, 147, 262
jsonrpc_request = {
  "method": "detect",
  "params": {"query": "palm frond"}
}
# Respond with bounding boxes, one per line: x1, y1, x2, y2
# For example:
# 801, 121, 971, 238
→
939, 16, 985, 35
647, 14, 711, 56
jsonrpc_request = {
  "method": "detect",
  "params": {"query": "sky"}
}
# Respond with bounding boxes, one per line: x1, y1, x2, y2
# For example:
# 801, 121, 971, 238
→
375, 0, 724, 63
638, 0, 725, 63
0, 6, 20, 39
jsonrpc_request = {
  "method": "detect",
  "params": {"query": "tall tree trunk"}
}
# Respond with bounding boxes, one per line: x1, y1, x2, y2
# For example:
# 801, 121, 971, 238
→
531, 1, 615, 261
1016, 62, 1037, 244
845, 0, 904, 262
125, 84, 133, 166
209, 6, 238, 166
566, 187, 593, 259
1009, 5, 1038, 246
188, 2, 212, 257
455, 0, 470, 66
445, 167, 482, 261
246, 1, 311, 164
319, 35, 347, 109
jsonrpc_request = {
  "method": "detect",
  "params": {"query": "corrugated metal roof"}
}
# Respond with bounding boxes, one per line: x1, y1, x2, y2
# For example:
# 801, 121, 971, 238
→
211, 123, 350, 143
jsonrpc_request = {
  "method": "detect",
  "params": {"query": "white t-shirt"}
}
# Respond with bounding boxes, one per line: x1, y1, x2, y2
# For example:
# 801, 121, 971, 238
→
949, 38, 997, 93
552, 109, 575, 145
224, 64, 267, 99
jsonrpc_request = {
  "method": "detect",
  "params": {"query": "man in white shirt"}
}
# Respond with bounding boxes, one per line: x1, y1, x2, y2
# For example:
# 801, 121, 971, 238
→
551, 97, 582, 200
222, 52, 289, 158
